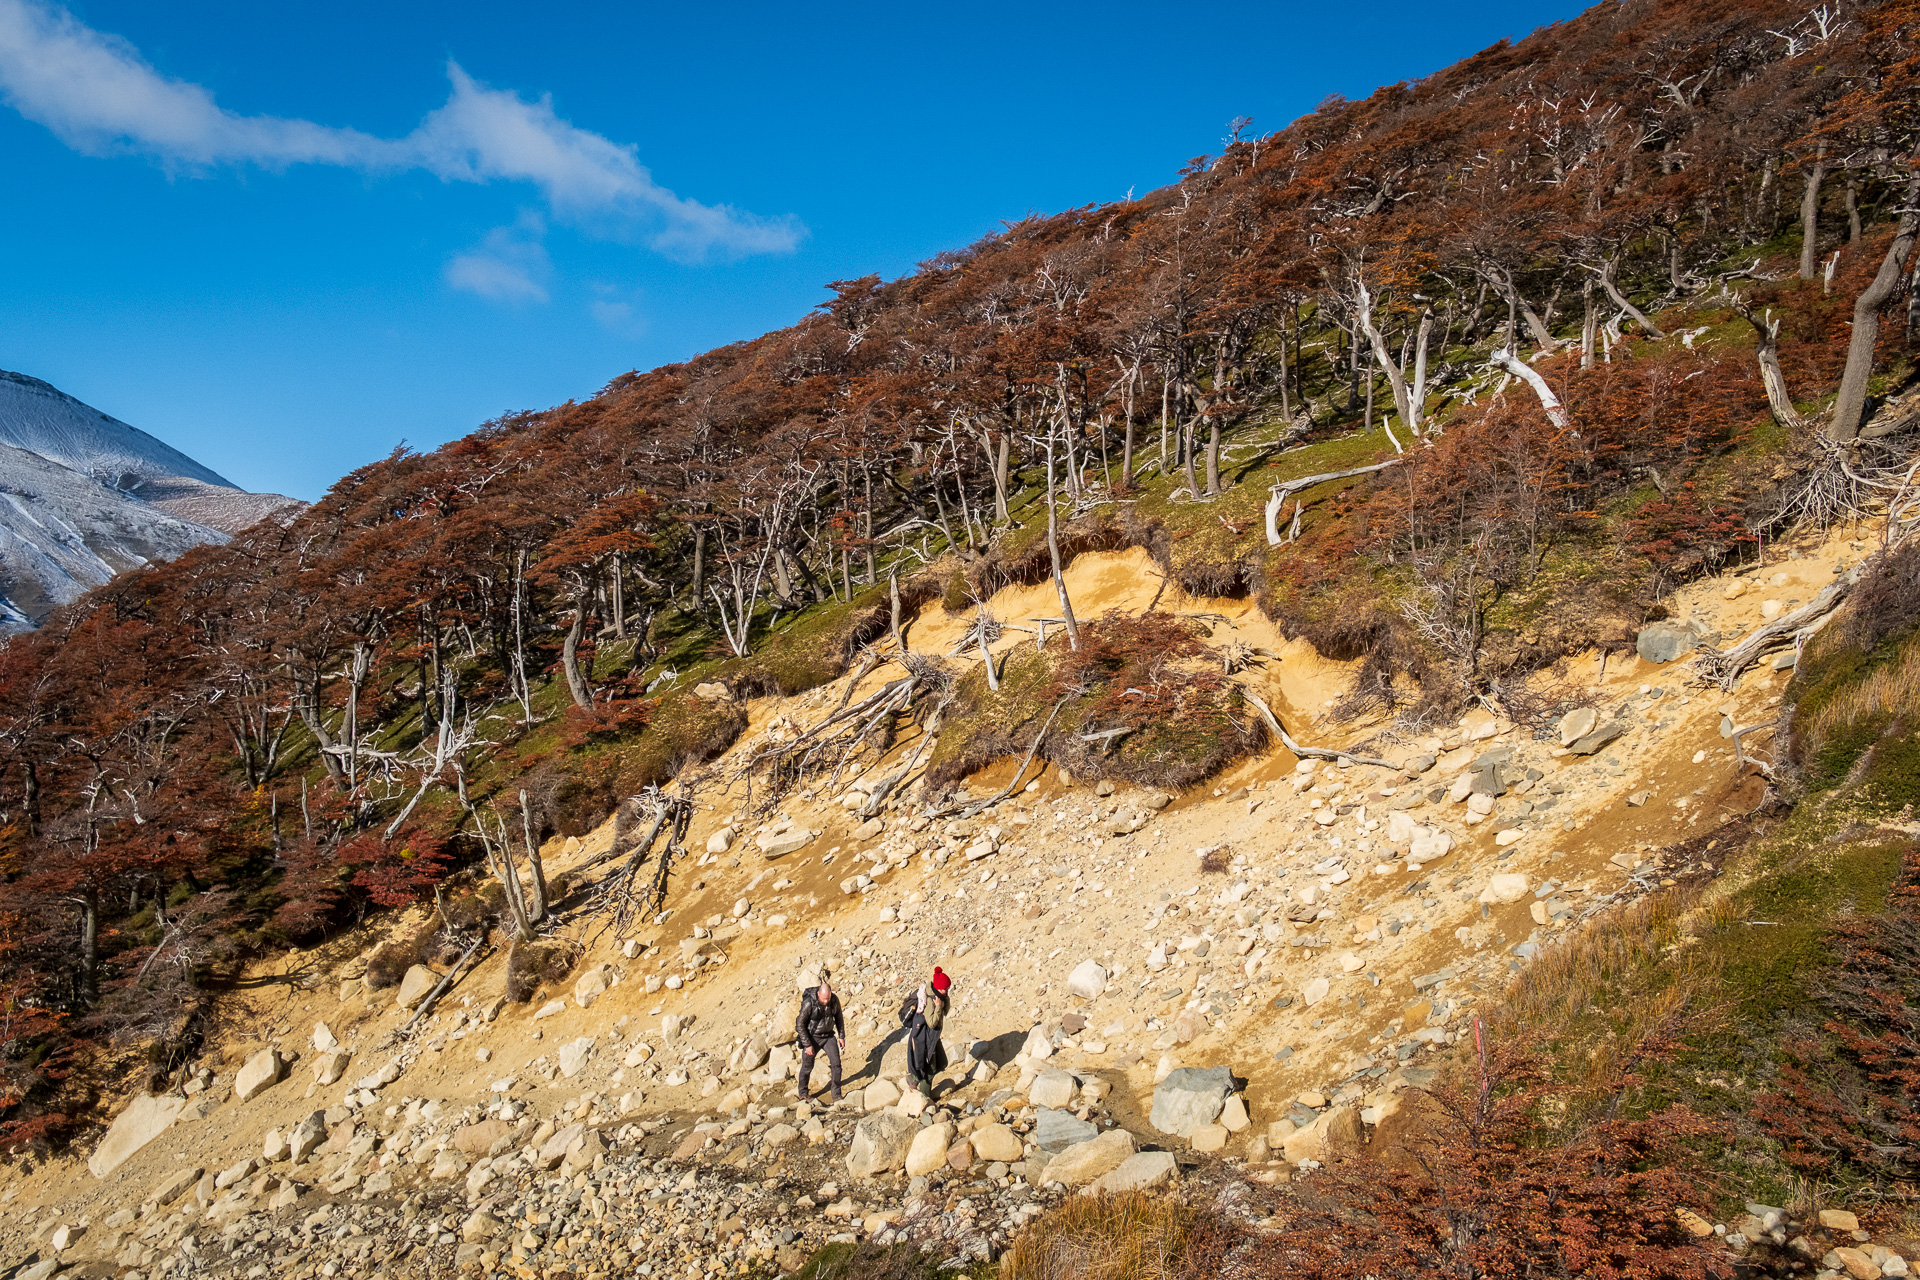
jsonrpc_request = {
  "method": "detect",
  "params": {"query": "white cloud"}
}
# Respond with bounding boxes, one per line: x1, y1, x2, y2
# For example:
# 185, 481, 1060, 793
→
0, 0, 803, 260
590, 299, 636, 328
445, 215, 551, 302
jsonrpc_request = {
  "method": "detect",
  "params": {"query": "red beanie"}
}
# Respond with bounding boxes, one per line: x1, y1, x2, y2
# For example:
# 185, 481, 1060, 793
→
931, 967, 950, 992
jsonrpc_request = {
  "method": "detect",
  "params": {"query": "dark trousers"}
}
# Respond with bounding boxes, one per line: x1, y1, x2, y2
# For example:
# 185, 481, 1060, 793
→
798, 1039, 841, 1098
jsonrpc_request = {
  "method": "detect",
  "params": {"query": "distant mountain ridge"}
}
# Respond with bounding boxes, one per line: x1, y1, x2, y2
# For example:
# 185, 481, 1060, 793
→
0, 370, 303, 630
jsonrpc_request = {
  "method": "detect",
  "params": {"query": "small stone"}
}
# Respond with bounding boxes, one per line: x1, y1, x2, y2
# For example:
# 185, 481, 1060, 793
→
1067, 960, 1109, 1001
1189, 1124, 1229, 1152
1479, 874, 1529, 905
1820, 1210, 1861, 1232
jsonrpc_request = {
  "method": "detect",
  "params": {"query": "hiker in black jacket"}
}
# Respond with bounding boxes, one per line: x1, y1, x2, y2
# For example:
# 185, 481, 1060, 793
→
900, 966, 951, 1098
795, 974, 846, 1102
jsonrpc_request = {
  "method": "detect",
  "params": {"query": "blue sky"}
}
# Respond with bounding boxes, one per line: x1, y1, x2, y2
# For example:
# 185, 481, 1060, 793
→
0, 0, 1582, 500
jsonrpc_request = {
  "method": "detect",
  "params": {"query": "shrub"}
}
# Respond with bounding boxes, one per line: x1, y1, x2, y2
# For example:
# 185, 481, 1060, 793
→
1264, 1040, 1729, 1280
363, 920, 441, 990
505, 939, 577, 1003
1758, 846, 1920, 1191
998, 1191, 1212, 1280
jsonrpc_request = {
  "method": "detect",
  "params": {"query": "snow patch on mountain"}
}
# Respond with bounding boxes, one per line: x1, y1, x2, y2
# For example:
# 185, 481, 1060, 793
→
0, 443, 227, 629
0, 369, 306, 629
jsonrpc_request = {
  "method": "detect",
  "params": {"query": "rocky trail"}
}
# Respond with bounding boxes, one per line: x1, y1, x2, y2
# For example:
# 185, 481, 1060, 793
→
0, 534, 1892, 1280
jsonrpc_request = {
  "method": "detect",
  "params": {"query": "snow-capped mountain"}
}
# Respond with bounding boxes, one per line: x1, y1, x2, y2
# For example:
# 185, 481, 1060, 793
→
0, 370, 303, 630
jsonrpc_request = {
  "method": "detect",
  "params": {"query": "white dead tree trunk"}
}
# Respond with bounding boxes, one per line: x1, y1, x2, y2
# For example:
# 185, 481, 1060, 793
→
1489, 348, 1573, 431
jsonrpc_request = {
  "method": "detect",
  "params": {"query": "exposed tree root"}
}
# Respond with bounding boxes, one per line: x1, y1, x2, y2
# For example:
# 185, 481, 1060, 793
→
1237, 685, 1398, 769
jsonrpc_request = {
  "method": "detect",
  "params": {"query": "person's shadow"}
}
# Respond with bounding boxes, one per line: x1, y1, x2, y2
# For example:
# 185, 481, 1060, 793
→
847, 1025, 909, 1090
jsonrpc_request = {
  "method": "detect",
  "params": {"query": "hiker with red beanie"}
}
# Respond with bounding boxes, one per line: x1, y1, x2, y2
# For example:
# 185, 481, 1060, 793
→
900, 966, 951, 1098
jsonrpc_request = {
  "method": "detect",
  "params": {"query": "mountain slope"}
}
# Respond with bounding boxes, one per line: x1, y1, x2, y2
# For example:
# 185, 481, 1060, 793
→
0, 441, 228, 629
0, 370, 307, 628
0, 369, 301, 535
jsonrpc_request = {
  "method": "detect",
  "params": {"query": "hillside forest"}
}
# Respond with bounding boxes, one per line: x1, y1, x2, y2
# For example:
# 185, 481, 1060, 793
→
1, 0, 1918, 1179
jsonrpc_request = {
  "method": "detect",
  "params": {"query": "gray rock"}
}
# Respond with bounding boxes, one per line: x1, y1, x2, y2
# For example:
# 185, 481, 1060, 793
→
1149, 1065, 1235, 1137
1032, 1108, 1098, 1153
1636, 621, 1703, 664
1467, 767, 1507, 797
1041, 1129, 1136, 1186
1567, 722, 1628, 756
1088, 1150, 1178, 1194
846, 1111, 917, 1177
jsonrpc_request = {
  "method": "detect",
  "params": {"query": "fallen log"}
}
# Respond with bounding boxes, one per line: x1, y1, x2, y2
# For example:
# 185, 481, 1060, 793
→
1264, 461, 1401, 545
1689, 579, 1851, 689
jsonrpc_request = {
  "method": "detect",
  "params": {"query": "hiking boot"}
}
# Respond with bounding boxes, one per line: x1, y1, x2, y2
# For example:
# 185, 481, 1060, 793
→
830, 1088, 843, 1103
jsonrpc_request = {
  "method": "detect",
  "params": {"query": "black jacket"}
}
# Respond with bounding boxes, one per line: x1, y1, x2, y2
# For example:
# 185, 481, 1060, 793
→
796, 990, 845, 1048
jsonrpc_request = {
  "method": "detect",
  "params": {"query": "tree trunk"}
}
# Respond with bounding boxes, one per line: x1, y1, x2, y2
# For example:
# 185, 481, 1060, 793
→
1044, 430, 1079, 651
1580, 278, 1597, 369
1204, 413, 1222, 496
21, 761, 38, 837
610, 554, 627, 639
1486, 267, 1560, 351
510, 549, 534, 720
1594, 258, 1666, 338
1490, 348, 1572, 430
863, 470, 876, 584
520, 791, 549, 923
1355, 282, 1420, 434
889, 570, 904, 651
1800, 144, 1827, 280
1846, 172, 1862, 244
560, 604, 593, 709
1754, 318, 1807, 432
1831, 167, 1920, 445
76, 887, 98, 1006
691, 526, 707, 603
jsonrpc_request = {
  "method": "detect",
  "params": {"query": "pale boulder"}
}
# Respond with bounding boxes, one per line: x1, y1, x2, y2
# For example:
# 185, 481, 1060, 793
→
557, 1036, 596, 1078
396, 964, 440, 1009
846, 1111, 917, 1178
313, 1049, 351, 1086
88, 1093, 189, 1179
1086, 1151, 1177, 1194
1043, 1129, 1136, 1186
1478, 874, 1529, 905
573, 965, 613, 1009
970, 1122, 1024, 1163
1283, 1105, 1365, 1164
1189, 1124, 1229, 1152
234, 1048, 286, 1102
1029, 1068, 1076, 1110
862, 1077, 902, 1111
905, 1122, 956, 1176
